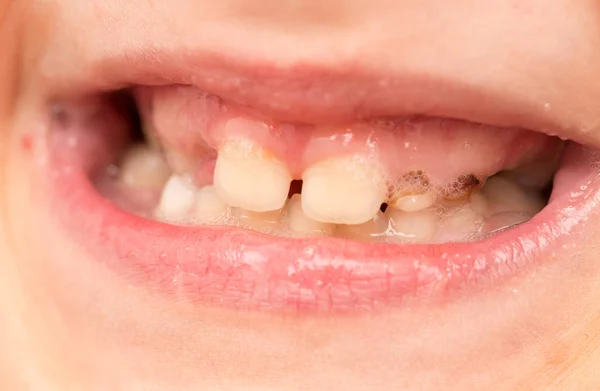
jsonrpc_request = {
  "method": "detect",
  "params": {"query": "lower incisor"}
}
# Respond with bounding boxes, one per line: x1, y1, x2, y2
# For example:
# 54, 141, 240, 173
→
336, 211, 391, 241
285, 195, 336, 237
386, 208, 438, 243
232, 208, 282, 234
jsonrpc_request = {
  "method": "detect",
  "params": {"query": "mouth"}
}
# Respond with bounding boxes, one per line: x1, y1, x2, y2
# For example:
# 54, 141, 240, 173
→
32, 53, 600, 313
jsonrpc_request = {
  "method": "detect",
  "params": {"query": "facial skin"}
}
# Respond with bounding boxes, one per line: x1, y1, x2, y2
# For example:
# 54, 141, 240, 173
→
1, 1, 600, 390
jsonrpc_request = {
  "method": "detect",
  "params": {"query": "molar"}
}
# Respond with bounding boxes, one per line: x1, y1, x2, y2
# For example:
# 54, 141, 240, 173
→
119, 144, 172, 189
479, 175, 545, 217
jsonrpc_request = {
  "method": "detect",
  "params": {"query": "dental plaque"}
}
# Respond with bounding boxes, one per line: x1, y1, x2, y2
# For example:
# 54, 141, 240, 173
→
101, 86, 562, 244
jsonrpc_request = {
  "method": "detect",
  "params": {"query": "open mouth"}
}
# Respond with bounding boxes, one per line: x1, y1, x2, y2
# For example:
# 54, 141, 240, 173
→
34, 60, 600, 313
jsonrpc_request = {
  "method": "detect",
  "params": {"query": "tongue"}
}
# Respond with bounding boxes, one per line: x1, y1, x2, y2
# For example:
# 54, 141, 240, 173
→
136, 85, 561, 188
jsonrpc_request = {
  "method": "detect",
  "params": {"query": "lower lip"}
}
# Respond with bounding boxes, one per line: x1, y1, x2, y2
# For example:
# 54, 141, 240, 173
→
36, 107, 600, 313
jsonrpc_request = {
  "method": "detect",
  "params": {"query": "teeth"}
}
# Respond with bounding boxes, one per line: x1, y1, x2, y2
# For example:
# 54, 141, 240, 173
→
392, 193, 435, 212
336, 211, 390, 241
481, 211, 532, 235
434, 204, 483, 242
119, 144, 172, 188
284, 194, 335, 237
193, 185, 230, 223
233, 208, 282, 234
480, 175, 545, 217
442, 174, 481, 205
386, 208, 437, 243
302, 155, 387, 224
214, 138, 292, 212
155, 175, 197, 222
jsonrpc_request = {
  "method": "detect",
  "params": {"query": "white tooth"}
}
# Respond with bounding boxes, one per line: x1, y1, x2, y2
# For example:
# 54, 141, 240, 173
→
119, 144, 172, 188
336, 211, 390, 241
193, 185, 230, 223
434, 205, 484, 242
392, 193, 435, 212
386, 208, 437, 243
232, 208, 282, 234
214, 138, 292, 212
155, 175, 197, 222
285, 194, 335, 237
481, 175, 545, 217
302, 155, 387, 224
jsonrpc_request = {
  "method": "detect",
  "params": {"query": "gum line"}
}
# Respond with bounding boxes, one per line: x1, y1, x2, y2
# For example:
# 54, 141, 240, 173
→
136, 86, 561, 186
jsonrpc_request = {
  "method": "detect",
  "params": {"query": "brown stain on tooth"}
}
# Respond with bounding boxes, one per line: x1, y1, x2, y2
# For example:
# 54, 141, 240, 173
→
441, 174, 482, 204
389, 170, 432, 202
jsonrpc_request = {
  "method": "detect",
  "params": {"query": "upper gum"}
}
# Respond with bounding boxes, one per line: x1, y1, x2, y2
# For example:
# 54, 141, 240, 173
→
141, 85, 560, 189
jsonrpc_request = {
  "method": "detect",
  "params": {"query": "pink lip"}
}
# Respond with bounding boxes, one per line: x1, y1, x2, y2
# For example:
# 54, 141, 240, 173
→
36, 98, 600, 312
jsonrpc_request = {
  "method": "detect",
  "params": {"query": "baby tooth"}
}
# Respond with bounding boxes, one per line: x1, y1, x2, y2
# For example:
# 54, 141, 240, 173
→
386, 208, 437, 243
285, 194, 335, 237
232, 208, 282, 234
193, 185, 230, 223
336, 211, 390, 241
155, 175, 197, 222
119, 144, 172, 188
214, 138, 292, 212
392, 193, 435, 212
302, 155, 387, 224
434, 205, 484, 242
480, 175, 545, 217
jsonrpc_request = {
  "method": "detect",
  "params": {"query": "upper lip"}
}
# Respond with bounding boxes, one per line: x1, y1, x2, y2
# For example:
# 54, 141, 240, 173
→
47, 48, 591, 147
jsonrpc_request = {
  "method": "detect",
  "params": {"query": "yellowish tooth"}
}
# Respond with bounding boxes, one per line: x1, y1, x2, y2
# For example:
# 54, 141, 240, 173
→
336, 211, 390, 241
302, 155, 387, 224
386, 208, 437, 243
232, 208, 282, 234
392, 193, 435, 212
155, 175, 197, 222
480, 175, 545, 217
284, 194, 335, 237
193, 185, 230, 223
434, 205, 483, 242
119, 144, 172, 188
469, 191, 488, 216
214, 138, 292, 212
